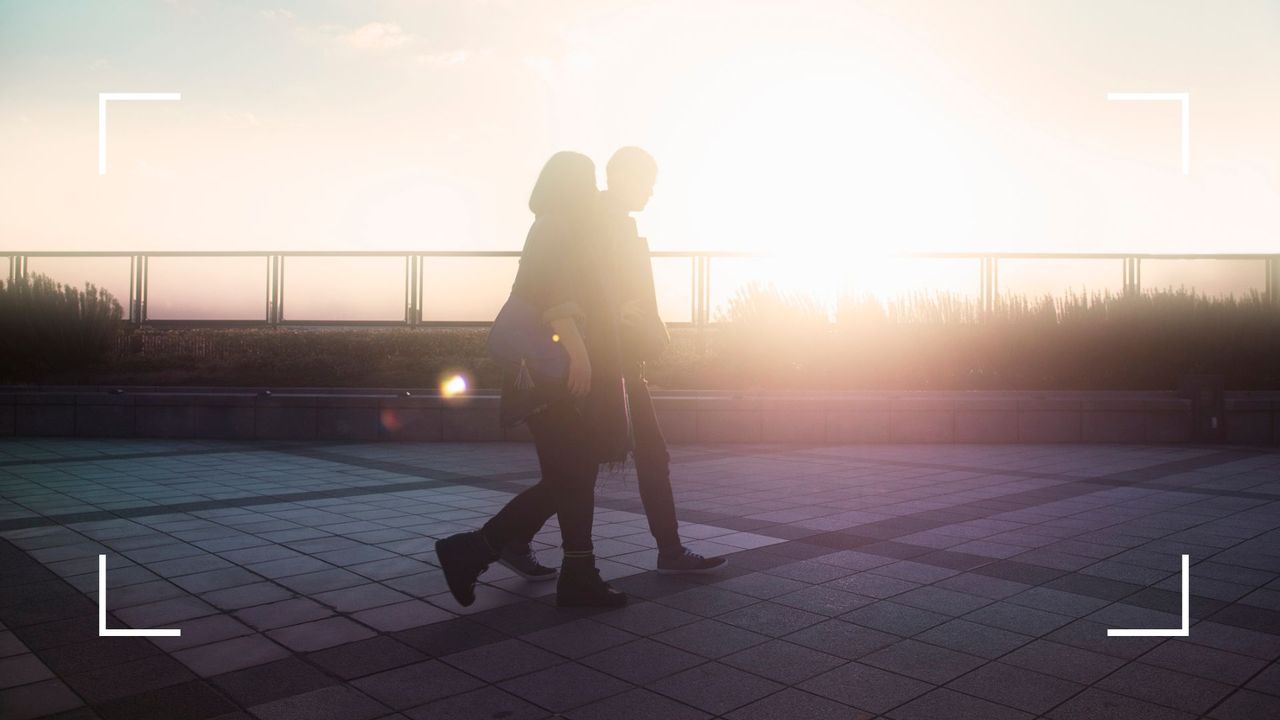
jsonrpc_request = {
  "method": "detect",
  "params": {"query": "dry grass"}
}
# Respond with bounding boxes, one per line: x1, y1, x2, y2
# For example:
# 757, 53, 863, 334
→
0, 274, 123, 379
4, 276, 1277, 390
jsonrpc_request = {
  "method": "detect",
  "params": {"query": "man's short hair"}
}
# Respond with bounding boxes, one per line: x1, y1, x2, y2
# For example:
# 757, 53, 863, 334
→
606, 146, 657, 186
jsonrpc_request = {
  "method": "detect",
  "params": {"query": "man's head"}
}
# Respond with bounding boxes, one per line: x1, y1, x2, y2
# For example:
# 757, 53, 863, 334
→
605, 146, 657, 212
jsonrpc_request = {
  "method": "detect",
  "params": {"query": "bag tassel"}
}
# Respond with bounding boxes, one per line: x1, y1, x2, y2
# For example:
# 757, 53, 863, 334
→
514, 359, 535, 390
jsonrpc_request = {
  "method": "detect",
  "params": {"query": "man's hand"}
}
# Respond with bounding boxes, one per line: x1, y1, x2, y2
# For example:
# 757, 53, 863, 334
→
620, 298, 645, 326
566, 348, 592, 398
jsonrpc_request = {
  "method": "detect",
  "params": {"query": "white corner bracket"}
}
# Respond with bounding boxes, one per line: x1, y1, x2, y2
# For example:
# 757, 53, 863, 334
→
1107, 554, 1190, 637
98, 92, 181, 175
98, 554, 181, 637
1105, 92, 1190, 175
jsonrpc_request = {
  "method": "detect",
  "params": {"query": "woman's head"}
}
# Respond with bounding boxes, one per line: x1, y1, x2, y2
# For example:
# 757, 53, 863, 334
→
528, 151, 598, 217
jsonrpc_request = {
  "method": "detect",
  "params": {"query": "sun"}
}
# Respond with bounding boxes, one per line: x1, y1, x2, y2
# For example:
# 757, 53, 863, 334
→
670, 54, 979, 305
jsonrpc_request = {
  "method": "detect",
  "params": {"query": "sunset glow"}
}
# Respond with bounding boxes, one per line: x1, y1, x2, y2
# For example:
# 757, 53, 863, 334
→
2, 1, 1278, 318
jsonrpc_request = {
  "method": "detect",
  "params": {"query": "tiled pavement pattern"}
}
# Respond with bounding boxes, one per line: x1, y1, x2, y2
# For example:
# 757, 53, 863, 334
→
1, 439, 1278, 720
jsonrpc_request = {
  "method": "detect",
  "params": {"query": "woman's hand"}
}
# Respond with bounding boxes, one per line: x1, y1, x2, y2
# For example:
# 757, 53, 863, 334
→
550, 317, 591, 398
566, 347, 592, 398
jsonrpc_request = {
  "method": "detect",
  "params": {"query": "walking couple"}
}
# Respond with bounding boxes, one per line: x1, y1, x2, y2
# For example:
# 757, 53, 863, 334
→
435, 147, 725, 609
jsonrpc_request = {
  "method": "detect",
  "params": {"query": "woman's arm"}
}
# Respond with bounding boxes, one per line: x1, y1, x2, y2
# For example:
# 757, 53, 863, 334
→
512, 219, 591, 397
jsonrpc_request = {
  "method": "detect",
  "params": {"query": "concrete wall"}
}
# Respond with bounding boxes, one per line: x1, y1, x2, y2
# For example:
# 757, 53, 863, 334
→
3, 387, 1269, 444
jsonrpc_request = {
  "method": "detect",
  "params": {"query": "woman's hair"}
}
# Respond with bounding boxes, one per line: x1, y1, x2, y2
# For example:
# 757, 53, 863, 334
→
528, 151, 598, 216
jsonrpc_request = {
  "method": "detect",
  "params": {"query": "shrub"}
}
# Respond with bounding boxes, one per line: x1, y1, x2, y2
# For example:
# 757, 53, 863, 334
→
0, 274, 123, 380
703, 284, 1280, 390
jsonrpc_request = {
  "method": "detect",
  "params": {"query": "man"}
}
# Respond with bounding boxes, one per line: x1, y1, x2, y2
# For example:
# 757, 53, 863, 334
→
497, 147, 728, 580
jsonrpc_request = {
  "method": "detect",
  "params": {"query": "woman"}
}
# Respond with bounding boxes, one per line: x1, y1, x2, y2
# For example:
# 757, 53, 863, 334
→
435, 151, 630, 608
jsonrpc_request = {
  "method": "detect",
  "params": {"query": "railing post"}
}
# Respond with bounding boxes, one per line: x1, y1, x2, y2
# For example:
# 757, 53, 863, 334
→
128, 255, 136, 323
692, 255, 709, 354
265, 256, 272, 324
703, 255, 712, 325
266, 255, 282, 325
1267, 255, 1280, 307
691, 254, 701, 327
414, 255, 423, 325
128, 255, 145, 324
1122, 257, 1142, 296
277, 256, 285, 324
403, 255, 411, 325
980, 256, 998, 316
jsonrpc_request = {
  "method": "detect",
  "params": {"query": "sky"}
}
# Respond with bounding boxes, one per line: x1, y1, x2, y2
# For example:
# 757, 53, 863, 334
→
1, 0, 1278, 319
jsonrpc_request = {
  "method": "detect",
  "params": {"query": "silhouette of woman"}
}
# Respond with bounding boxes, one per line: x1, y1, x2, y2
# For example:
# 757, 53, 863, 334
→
435, 151, 630, 608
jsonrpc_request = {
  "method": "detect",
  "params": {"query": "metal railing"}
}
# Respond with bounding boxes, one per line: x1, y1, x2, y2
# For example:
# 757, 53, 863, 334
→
6, 250, 1280, 327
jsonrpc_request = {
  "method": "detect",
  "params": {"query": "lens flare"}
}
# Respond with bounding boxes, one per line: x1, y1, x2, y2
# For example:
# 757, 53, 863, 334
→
441, 374, 468, 397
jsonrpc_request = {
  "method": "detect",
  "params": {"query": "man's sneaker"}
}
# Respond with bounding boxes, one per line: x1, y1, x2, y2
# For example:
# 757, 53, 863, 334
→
434, 531, 497, 607
498, 542, 557, 581
657, 548, 727, 575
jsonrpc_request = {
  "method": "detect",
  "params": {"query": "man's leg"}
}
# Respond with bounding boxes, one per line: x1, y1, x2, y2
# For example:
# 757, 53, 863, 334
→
626, 368, 681, 550
628, 366, 728, 574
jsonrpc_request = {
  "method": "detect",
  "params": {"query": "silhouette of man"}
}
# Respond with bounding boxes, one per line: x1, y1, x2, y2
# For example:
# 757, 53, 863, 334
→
495, 147, 728, 578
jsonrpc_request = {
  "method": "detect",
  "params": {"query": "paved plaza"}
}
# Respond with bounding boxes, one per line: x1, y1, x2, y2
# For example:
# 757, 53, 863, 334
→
0, 439, 1278, 720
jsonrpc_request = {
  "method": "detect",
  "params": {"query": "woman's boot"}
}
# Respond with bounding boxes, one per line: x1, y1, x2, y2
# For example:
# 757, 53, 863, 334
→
435, 531, 498, 607
556, 553, 628, 608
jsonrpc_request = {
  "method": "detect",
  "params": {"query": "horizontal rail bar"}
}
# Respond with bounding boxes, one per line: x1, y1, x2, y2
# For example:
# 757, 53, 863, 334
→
5, 250, 1279, 260
8, 249, 1276, 328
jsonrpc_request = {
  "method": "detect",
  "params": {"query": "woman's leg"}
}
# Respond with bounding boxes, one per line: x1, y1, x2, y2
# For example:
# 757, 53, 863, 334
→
525, 401, 598, 553
478, 400, 596, 552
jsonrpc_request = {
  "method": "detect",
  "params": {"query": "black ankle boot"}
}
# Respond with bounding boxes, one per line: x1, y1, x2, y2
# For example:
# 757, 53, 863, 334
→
435, 531, 498, 607
556, 555, 627, 608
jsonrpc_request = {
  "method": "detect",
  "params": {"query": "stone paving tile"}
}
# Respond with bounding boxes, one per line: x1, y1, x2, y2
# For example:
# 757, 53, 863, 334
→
62, 652, 196, 704
720, 638, 845, 685
210, 656, 336, 707
498, 662, 632, 713
843, 599, 954, 636
648, 661, 783, 715
945, 661, 1085, 715
248, 684, 387, 720
352, 659, 484, 710
592, 600, 699, 635
3, 439, 1280, 720
581, 637, 705, 685
1209, 689, 1280, 720
913, 617, 1034, 659
95, 679, 239, 720
440, 637, 565, 682
0, 678, 83, 720
785, 617, 901, 660
267, 616, 378, 652
888, 687, 1035, 720
861, 638, 986, 685
725, 687, 872, 720
1097, 662, 1236, 716
404, 685, 550, 720
173, 634, 292, 676
350, 599, 454, 632
799, 661, 934, 714
651, 618, 770, 659
306, 636, 427, 680
715, 601, 826, 637
1047, 687, 1197, 720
